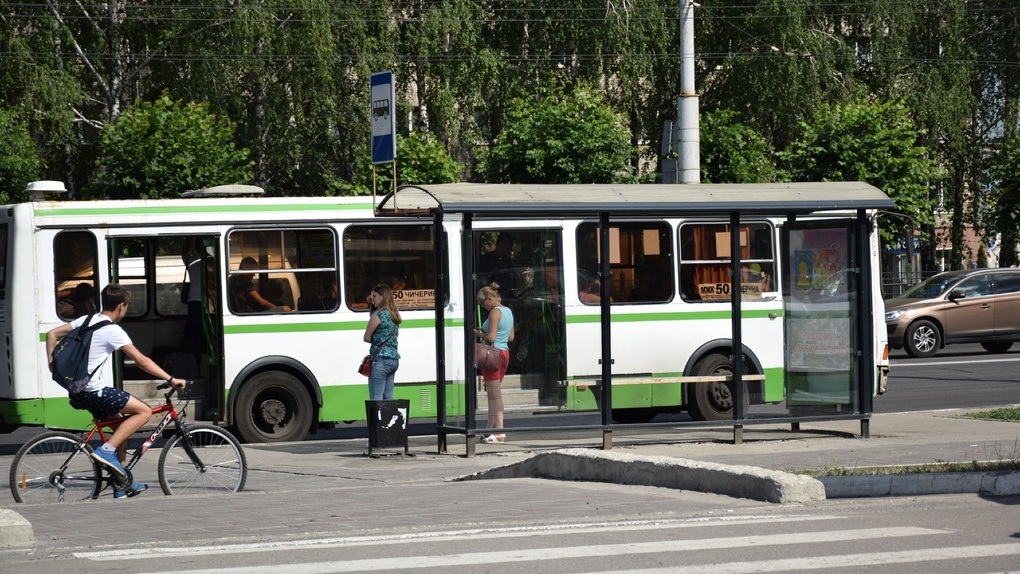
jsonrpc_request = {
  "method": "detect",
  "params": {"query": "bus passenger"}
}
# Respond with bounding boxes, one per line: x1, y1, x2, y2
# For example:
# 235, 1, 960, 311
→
229, 256, 292, 312
475, 282, 514, 444
578, 272, 612, 304
57, 282, 96, 319
46, 284, 187, 499
179, 239, 206, 360
363, 284, 401, 400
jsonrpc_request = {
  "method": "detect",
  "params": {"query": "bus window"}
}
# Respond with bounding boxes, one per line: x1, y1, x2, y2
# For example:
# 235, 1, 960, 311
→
342, 224, 444, 311
54, 231, 98, 320
678, 222, 774, 302
226, 228, 337, 314
575, 222, 673, 304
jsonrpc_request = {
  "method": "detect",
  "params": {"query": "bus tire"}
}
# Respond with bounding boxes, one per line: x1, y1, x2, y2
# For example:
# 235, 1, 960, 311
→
611, 408, 657, 424
234, 371, 313, 443
687, 353, 749, 421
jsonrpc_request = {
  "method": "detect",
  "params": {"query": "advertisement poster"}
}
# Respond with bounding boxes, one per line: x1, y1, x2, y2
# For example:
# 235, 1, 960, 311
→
785, 226, 853, 406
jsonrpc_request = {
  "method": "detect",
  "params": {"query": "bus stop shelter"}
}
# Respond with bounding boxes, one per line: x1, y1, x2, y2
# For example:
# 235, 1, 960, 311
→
377, 182, 896, 455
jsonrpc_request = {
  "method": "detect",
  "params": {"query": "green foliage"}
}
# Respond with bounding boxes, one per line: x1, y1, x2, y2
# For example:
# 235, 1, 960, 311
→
481, 86, 636, 184
335, 132, 460, 196
988, 138, 1020, 266
96, 95, 253, 199
700, 110, 785, 183
0, 108, 43, 203
961, 407, 1020, 422
781, 101, 942, 246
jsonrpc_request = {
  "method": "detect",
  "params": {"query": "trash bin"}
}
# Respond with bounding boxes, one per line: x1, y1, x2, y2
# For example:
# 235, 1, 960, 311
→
365, 399, 410, 456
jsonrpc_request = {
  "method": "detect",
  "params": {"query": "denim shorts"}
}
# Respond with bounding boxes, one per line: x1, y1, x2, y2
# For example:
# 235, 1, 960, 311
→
69, 387, 131, 421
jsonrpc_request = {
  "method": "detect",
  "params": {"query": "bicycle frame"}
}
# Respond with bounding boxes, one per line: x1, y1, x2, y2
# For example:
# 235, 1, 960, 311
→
53, 385, 196, 497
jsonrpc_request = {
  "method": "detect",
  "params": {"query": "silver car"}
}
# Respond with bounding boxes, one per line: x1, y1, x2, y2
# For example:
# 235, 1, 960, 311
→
885, 268, 1020, 358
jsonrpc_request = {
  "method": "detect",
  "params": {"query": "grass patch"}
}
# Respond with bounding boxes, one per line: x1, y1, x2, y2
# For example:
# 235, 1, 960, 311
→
796, 458, 1020, 478
793, 409, 1020, 477
959, 407, 1020, 422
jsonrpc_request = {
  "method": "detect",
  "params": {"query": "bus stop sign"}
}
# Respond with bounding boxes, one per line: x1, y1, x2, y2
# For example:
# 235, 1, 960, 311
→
370, 71, 396, 164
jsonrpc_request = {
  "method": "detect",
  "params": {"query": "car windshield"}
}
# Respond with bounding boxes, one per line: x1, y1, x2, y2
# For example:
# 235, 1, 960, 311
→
899, 274, 959, 299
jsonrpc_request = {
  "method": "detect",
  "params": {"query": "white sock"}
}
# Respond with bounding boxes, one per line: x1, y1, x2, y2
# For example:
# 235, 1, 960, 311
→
100, 443, 116, 455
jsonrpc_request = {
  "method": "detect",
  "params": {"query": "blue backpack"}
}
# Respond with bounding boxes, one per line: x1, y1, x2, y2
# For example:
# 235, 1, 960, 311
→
51, 314, 112, 394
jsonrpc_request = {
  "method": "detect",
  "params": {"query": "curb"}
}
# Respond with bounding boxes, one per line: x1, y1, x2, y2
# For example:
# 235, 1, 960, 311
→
0, 509, 33, 547
820, 470, 1020, 498
454, 448, 827, 504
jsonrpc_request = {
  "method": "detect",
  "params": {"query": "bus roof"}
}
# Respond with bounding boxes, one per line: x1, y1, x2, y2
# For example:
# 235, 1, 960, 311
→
380, 182, 895, 217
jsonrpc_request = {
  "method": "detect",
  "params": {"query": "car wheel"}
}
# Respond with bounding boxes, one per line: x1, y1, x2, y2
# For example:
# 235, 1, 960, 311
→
980, 341, 1012, 354
234, 371, 313, 443
904, 320, 940, 358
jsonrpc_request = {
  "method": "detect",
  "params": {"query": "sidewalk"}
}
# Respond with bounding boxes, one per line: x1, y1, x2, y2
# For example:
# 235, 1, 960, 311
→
1, 409, 1018, 548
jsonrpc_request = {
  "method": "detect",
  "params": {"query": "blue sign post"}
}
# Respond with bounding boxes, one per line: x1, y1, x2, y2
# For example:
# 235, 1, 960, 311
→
370, 71, 396, 165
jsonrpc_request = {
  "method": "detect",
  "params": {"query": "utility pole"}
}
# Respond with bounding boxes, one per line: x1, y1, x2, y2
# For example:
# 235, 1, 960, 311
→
677, 0, 700, 184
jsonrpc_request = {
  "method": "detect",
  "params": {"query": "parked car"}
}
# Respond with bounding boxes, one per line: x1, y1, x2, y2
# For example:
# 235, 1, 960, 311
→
885, 268, 1020, 358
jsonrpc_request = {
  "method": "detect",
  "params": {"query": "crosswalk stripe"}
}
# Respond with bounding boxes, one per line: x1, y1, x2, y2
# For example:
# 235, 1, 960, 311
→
78, 515, 841, 560
135, 526, 948, 574
586, 544, 1020, 573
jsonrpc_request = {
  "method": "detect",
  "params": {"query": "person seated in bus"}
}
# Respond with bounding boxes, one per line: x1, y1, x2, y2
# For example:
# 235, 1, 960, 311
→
299, 278, 337, 311
57, 282, 97, 319
229, 256, 292, 313
578, 271, 612, 304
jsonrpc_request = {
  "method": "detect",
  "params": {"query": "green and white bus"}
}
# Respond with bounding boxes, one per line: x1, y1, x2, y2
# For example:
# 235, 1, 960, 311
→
0, 182, 891, 443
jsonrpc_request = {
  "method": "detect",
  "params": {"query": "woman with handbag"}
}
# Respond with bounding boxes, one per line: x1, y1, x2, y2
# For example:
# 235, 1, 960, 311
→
475, 283, 514, 443
363, 284, 402, 400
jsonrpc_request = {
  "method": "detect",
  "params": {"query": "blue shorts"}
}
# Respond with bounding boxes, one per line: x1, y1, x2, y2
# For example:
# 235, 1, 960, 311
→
69, 387, 131, 421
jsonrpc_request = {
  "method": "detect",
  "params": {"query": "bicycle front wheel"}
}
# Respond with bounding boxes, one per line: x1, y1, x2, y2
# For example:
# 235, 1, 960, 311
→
158, 424, 247, 495
9, 431, 102, 503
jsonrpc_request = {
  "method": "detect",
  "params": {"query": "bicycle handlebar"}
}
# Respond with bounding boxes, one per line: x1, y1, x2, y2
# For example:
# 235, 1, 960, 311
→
157, 380, 191, 399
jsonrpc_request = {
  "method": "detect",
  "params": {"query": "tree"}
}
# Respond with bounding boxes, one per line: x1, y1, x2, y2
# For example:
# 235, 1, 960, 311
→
781, 101, 941, 248
481, 86, 636, 184
95, 95, 253, 199
337, 132, 461, 196
0, 109, 44, 203
988, 138, 1020, 267
700, 110, 784, 183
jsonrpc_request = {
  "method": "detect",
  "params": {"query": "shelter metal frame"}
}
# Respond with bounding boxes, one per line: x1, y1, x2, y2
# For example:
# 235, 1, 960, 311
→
377, 183, 896, 456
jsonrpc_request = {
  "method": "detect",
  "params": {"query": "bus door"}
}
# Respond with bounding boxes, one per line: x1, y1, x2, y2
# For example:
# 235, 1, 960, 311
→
107, 234, 223, 421
474, 228, 566, 410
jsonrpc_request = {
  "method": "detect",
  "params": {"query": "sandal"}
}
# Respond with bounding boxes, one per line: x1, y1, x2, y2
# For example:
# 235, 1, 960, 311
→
482, 434, 505, 444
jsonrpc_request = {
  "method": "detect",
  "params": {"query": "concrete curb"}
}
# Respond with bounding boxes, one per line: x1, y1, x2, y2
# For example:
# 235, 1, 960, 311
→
454, 448, 827, 504
0, 509, 33, 547
820, 470, 1020, 498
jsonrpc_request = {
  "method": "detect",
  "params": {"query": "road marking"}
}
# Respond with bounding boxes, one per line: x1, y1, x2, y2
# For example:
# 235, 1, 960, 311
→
78, 514, 840, 560
133, 526, 947, 574
891, 356, 1020, 367
584, 544, 1020, 573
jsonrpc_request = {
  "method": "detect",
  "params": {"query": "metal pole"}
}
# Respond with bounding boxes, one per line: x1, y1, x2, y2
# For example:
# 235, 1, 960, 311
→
677, 0, 700, 184
599, 213, 613, 449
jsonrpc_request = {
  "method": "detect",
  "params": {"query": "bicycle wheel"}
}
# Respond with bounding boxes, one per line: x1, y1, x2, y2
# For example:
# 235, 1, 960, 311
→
9, 431, 102, 503
158, 423, 247, 495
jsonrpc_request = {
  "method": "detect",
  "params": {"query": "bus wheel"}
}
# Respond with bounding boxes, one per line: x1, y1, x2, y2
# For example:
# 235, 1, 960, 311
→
687, 354, 749, 421
234, 372, 313, 443
611, 408, 657, 424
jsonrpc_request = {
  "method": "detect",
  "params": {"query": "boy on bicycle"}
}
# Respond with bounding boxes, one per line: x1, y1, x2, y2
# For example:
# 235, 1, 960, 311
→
46, 283, 186, 499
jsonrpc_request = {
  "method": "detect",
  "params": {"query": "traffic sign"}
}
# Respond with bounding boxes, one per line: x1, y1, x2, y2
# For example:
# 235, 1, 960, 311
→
370, 71, 396, 164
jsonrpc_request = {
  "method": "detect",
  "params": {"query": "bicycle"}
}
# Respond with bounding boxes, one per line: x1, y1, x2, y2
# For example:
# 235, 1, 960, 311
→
9, 382, 247, 503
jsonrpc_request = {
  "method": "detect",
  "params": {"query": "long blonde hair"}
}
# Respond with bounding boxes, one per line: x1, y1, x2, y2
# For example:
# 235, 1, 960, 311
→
372, 284, 403, 325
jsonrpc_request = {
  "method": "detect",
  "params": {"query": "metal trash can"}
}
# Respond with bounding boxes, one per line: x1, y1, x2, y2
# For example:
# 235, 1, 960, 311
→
365, 399, 410, 456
